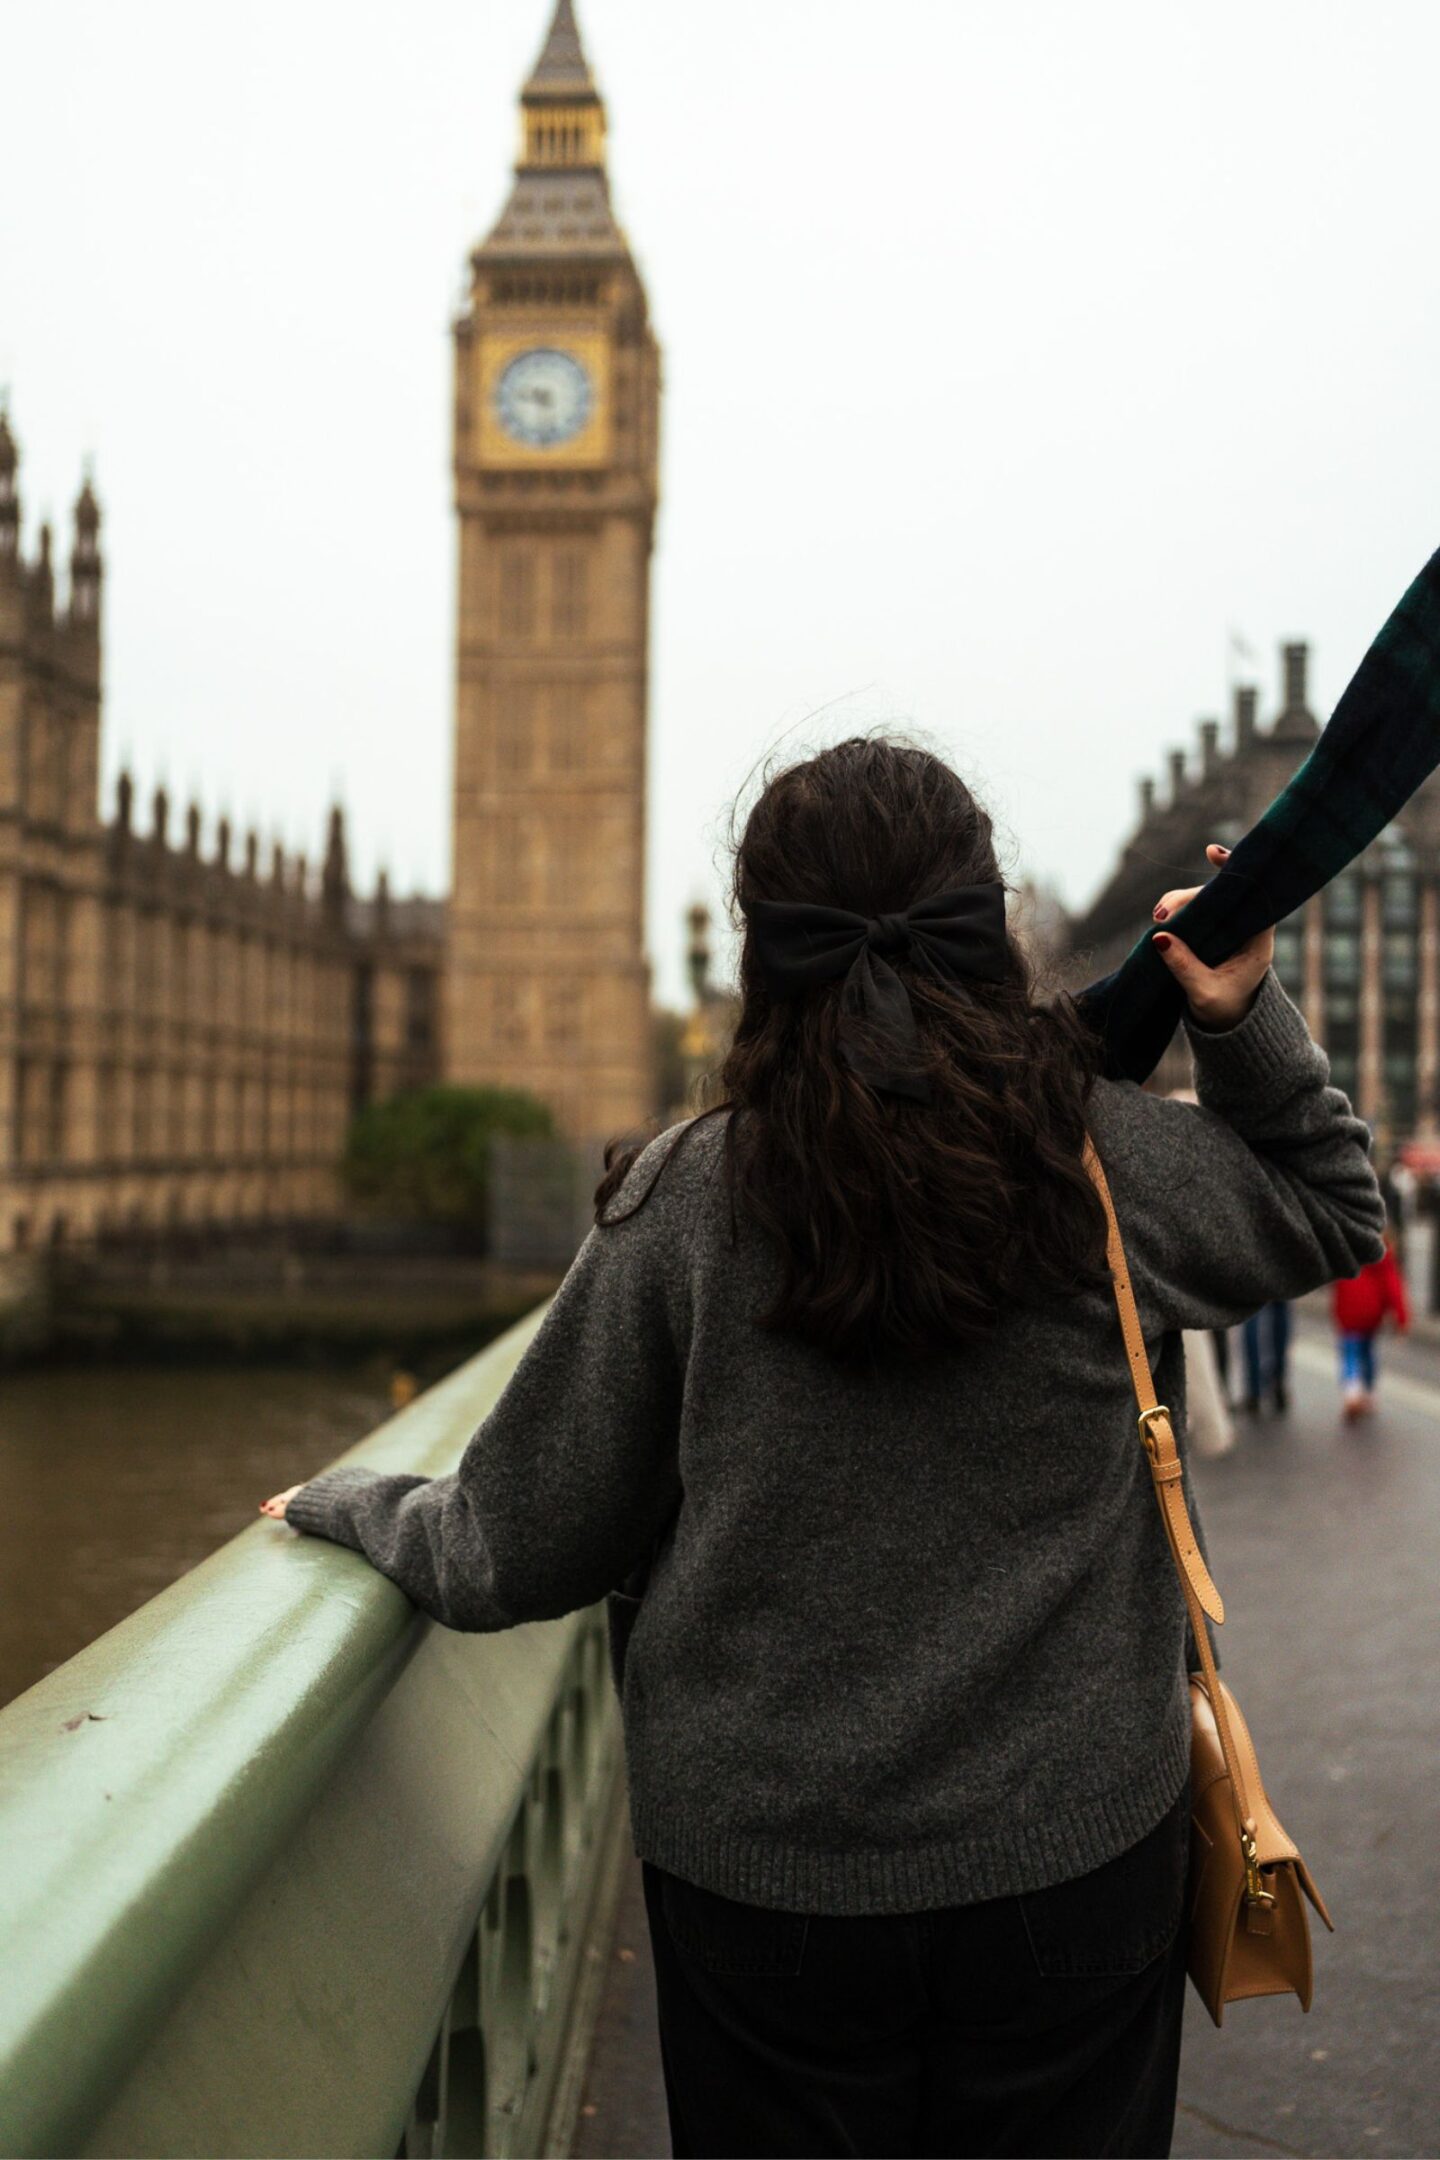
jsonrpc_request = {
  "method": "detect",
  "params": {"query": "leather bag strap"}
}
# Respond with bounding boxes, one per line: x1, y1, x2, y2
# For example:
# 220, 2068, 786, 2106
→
1081, 1133, 1256, 1846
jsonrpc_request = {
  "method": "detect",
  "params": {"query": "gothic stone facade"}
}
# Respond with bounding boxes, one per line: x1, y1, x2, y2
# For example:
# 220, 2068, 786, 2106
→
2, 1, 665, 1256
0, 415, 441, 1256
1066, 643, 1438, 1152
446, 0, 658, 1142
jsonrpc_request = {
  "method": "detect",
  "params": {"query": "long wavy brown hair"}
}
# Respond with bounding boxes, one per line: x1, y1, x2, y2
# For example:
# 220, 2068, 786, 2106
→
595, 737, 1110, 1365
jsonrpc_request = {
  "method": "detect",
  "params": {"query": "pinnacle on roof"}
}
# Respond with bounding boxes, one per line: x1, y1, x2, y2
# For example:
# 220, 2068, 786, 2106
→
524, 0, 595, 98
323, 802, 350, 895
74, 474, 100, 537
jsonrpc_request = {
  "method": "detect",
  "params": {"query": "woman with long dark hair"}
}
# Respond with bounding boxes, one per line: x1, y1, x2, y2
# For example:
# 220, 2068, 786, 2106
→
264, 739, 1383, 2158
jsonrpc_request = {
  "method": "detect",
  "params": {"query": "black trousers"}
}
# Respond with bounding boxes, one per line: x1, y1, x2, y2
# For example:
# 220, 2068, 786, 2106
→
642, 1783, 1190, 2160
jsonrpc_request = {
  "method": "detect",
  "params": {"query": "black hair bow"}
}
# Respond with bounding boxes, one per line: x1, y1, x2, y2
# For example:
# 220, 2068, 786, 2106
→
743, 884, 1009, 1102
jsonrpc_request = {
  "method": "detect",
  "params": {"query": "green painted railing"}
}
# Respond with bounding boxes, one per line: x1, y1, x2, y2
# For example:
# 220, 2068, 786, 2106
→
0, 1306, 627, 2160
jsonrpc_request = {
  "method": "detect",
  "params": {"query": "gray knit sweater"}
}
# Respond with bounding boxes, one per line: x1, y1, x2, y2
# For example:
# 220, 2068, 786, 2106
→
286, 972, 1383, 1913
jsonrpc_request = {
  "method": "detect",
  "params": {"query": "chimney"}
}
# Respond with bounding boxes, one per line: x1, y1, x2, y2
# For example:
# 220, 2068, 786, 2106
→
1168, 748, 1186, 804
1272, 641, 1318, 742
216, 815, 232, 871
1139, 775, 1156, 821
1199, 718, 1220, 778
185, 801, 201, 854
1234, 684, 1257, 751
1283, 642, 1308, 713
116, 769, 133, 831
152, 783, 169, 846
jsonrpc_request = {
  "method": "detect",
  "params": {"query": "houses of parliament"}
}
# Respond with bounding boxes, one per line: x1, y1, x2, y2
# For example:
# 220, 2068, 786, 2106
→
0, 0, 658, 1256
6, 0, 1428, 1264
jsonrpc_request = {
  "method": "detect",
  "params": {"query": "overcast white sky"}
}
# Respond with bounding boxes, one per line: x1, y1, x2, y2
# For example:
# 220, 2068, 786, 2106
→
3, 0, 1438, 1004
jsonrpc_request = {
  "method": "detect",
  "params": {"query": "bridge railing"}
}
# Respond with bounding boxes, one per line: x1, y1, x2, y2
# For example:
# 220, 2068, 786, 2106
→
0, 1305, 627, 2160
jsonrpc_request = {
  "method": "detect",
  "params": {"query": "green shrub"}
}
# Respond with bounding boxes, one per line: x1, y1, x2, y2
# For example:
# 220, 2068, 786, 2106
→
342, 1085, 555, 1232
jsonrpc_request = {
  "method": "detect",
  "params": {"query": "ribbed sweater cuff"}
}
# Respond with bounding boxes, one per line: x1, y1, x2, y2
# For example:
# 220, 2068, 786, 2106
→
285, 1464, 382, 1547
1184, 968, 1313, 1109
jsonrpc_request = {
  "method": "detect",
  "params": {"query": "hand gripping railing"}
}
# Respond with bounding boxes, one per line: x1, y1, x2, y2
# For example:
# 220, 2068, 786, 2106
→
0, 1304, 627, 2160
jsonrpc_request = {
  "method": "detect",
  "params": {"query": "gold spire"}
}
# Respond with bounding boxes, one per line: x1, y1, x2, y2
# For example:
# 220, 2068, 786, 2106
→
519, 0, 606, 170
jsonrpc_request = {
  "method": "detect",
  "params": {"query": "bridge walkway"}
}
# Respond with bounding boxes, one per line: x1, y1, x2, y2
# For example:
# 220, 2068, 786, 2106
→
1, 1305, 1434, 2157
571, 1318, 1440, 2160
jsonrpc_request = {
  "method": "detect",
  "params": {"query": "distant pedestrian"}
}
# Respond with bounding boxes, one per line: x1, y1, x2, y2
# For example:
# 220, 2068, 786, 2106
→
1164, 1090, 1238, 1455
1211, 1323, 1234, 1402
1333, 1235, 1410, 1419
1384, 1159, 1418, 1267
1242, 1299, 1292, 1412
263, 743, 1385, 2160
1184, 1330, 1236, 1458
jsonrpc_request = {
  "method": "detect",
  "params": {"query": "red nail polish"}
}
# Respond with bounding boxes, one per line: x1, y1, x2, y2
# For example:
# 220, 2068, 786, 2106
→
1153, 905, 1168, 922
1153, 932, 1172, 951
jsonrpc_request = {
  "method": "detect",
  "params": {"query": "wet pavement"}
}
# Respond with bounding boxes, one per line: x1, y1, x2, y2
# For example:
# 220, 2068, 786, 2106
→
572, 1313, 1440, 2159
571, 1856, 669, 2160
1168, 1316, 1439, 2160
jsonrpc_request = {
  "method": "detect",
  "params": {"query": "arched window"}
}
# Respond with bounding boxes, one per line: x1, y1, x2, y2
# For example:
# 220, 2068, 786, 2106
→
552, 547, 588, 640
496, 688, 534, 778
499, 550, 536, 640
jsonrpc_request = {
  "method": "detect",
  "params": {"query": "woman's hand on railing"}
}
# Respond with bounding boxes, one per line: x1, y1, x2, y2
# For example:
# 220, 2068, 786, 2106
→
259, 1486, 303, 1522
1150, 843, 1277, 1031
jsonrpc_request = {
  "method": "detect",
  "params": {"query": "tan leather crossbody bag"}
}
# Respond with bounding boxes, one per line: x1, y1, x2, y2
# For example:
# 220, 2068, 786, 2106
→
1082, 1136, 1334, 2026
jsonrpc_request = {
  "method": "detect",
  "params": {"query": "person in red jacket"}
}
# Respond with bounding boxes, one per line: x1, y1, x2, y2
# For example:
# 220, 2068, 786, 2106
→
1332, 1233, 1410, 1418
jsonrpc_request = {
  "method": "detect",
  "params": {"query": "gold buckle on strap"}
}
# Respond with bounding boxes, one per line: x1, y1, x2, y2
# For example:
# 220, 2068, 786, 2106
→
1241, 1826, 1277, 1910
1137, 1404, 1171, 1450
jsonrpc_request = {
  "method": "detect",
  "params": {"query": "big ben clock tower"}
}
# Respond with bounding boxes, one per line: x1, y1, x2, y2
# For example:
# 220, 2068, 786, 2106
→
447, 0, 660, 1144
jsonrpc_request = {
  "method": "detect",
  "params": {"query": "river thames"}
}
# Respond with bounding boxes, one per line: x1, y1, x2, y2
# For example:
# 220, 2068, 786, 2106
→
0, 1363, 393, 1706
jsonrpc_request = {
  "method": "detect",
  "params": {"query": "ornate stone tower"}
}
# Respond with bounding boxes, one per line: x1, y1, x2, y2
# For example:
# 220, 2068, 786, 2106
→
447, 0, 660, 1143
0, 416, 107, 1211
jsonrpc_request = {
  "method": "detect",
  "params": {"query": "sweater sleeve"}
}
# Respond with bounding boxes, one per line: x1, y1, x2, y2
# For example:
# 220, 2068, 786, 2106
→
1094, 969, 1386, 1338
282, 1125, 710, 1630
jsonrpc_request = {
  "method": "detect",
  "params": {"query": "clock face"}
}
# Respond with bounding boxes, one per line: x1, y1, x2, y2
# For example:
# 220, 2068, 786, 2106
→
495, 347, 593, 448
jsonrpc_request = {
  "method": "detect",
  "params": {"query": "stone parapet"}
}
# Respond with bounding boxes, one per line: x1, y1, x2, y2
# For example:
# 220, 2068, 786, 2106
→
0, 1301, 625, 2157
